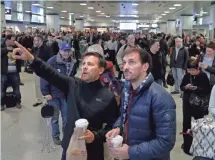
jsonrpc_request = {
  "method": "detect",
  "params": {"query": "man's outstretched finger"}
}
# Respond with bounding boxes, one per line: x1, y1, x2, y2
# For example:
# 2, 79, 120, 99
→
14, 41, 29, 53
12, 55, 23, 60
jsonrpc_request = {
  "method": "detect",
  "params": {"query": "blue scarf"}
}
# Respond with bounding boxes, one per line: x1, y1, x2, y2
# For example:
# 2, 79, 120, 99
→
122, 73, 151, 129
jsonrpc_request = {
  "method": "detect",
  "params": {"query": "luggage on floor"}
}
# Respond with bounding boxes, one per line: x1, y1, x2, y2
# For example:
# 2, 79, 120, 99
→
190, 118, 215, 159
166, 70, 174, 86
4, 92, 17, 108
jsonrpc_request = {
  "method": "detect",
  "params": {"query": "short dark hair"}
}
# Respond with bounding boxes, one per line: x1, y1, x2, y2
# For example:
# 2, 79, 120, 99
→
122, 48, 152, 73
150, 39, 159, 47
206, 42, 215, 50
82, 52, 107, 68
35, 35, 43, 41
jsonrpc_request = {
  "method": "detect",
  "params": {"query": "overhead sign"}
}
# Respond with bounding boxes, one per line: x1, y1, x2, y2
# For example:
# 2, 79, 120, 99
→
5, 9, 11, 14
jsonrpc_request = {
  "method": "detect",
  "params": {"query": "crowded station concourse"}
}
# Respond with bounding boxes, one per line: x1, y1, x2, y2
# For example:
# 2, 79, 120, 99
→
1, 1, 215, 160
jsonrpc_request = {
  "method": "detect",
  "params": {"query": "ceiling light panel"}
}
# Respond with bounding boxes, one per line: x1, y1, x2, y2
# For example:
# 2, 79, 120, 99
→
88, 7, 94, 9
161, 14, 166, 16
169, 7, 176, 10
132, 3, 138, 6
47, 7, 54, 9
61, 10, 67, 13
96, 11, 101, 13
164, 11, 170, 13
174, 4, 182, 7
80, 3, 87, 6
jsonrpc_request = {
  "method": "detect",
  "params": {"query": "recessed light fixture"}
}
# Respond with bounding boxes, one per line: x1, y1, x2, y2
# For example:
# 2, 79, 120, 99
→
61, 10, 67, 13
25, 10, 31, 13
32, 3, 40, 6
80, 3, 87, 6
174, 4, 182, 7
106, 15, 110, 17
80, 15, 84, 17
202, 12, 208, 14
47, 7, 54, 9
96, 11, 101, 13
88, 7, 94, 9
161, 14, 166, 16
164, 11, 170, 13
100, 13, 105, 14
169, 7, 176, 10
132, 3, 138, 6
61, 17, 65, 18
69, 13, 74, 14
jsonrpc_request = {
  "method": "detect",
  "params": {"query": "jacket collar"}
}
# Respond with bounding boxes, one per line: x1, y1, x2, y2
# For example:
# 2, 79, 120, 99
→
56, 53, 77, 75
125, 72, 154, 95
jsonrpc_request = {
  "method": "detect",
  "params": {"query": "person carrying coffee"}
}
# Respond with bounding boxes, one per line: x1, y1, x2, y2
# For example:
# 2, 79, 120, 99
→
106, 48, 176, 160
11, 41, 119, 160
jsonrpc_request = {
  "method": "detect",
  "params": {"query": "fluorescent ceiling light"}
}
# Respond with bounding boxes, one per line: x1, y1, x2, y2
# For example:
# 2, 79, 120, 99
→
69, 13, 74, 14
169, 7, 176, 10
61, 10, 67, 13
100, 13, 105, 14
164, 11, 170, 13
106, 15, 110, 17
88, 7, 94, 9
174, 4, 182, 7
47, 7, 54, 9
25, 10, 31, 13
80, 3, 87, 6
80, 16, 83, 17
32, 3, 40, 6
161, 14, 166, 16
96, 11, 101, 13
61, 17, 65, 18
202, 12, 208, 14
132, 3, 138, 6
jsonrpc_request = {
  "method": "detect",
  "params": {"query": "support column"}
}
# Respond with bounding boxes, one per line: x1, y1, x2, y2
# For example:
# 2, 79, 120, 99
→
167, 20, 176, 35
179, 15, 193, 36
75, 18, 84, 31
46, 14, 60, 32
159, 23, 167, 33
69, 14, 74, 26
1, 2, 6, 30
209, 1, 215, 40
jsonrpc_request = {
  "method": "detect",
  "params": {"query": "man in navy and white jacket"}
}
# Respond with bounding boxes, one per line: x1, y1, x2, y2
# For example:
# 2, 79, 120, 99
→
40, 43, 78, 145
106, 48, 176, 160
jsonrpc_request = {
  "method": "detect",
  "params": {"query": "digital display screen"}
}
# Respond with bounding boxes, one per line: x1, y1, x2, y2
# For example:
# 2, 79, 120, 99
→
120, 23, 136, 30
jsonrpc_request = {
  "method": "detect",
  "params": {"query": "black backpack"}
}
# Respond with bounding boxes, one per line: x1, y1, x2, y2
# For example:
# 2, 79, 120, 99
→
4, 92, 17, 108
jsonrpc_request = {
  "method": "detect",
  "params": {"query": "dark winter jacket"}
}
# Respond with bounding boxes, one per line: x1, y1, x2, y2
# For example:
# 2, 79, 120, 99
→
30, 57, 119, 160
170, 46, 189, 69
1, 48, 22, 74
114, 73, 176, 160
149, 50, 166, 80
40, 54, 78, 98
31, 43, 53, 62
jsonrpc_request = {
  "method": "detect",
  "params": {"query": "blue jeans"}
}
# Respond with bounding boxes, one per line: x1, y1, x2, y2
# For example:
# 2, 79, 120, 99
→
155, 79, 163, 86
1, 72, 21, 104
48, 98, 67, 138
172, 67, 185, 93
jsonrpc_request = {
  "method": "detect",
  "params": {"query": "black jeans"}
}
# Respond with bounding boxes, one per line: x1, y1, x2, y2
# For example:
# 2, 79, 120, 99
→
61, 149, 66, 160
1, 72, 21, 104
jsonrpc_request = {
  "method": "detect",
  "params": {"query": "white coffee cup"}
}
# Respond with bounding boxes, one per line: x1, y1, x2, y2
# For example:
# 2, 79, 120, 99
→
110, 135, 123, 148
75, 119, 89, 131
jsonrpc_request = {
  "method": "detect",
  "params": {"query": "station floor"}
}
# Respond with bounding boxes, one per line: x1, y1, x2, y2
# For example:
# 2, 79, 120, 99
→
1, 71, 193, 160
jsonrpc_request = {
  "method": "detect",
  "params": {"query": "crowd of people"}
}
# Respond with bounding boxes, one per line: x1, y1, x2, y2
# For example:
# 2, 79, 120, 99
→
1, 28, 215, 160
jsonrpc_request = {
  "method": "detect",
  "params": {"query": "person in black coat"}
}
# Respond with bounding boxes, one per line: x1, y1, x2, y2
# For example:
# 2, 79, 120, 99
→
1, 41, 22, 111
11, 41, 119, 160
180, 58, 211, 155
31, 35, 53, 107
47, 34, 59, 55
